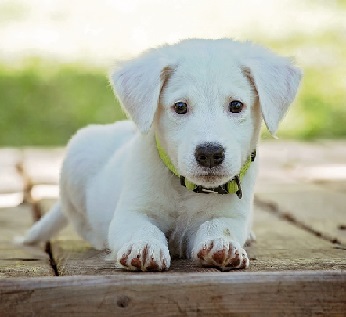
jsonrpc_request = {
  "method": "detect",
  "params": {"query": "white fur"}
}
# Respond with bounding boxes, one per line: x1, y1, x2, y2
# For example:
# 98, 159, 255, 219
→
21, 39, 301, 271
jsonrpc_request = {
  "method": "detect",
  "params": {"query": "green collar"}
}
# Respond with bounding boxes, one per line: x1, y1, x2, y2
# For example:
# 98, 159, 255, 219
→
155, 135, 256, 199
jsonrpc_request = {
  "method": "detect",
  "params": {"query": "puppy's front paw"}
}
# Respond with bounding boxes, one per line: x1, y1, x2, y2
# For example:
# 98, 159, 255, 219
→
192, 238, 249, 271
117, 240, 171, 271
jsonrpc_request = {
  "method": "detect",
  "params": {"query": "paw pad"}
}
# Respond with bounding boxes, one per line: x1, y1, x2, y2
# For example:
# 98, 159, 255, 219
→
194, 238, 249, 270
117, 241, 170, 271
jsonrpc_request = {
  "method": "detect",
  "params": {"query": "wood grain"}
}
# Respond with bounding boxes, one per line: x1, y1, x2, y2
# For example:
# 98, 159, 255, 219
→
0, 271, 344, 317
0, 149, 23, 194
256, 183, 346, 244
22, 148, 64, 186
248, 205, 346, 272
41, 200, 222, 274
0, 149, 23, 208
0, 205, 53, 277
46, 200, 346, 275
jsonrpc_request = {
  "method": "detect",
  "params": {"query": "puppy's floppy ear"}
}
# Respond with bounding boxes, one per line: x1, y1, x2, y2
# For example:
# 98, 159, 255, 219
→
110, 50, 172, 133
243, 47, 302, 136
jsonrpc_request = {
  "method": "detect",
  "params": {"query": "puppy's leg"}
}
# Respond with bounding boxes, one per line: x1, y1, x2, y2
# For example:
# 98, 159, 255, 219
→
190, 217, 249, 270
108, 211, 170, 271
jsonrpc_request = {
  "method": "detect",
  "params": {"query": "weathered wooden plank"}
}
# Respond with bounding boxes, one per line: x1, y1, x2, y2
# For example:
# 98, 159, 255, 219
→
17, 141, 346, 187
30, 144, 345, 275
257, 140, 346, 184
41, 201, 220, 277
0, 149, 23, 193
0, 242, 52, 278
315, 180, 346, 194
0, 271, 344, 317
47, 198, 345, 275
0, 205, 53, 277
22, 148, 64, 186
21, 149, 63, 202
0, 205, 34, 238
248, 206, 345, 271
258, 141, 346, 167
52, 240, 223, 275
256, 183, 346, 245
41, 199, 221, 274
0, 144, 343, 314
52, 238, 346, 275
0, 149, 24, 207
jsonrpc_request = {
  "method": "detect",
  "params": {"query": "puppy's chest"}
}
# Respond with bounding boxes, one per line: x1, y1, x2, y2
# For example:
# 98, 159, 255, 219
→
151, 189, 231, 230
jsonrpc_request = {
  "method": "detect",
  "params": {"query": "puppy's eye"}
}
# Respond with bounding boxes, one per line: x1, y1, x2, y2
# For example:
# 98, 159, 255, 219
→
229, 100, 244, 113
173, 101, 188, 114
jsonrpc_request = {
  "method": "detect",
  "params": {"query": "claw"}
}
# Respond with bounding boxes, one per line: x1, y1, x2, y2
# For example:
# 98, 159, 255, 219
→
194, 239, 249, 270
117, 241, 171, 272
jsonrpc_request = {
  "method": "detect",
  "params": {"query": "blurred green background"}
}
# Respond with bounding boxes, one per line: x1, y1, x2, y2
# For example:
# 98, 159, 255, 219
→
0, 0, 345, 146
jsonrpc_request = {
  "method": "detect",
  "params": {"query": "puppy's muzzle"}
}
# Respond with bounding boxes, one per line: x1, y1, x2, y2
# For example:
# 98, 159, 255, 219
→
195, 143, 225, 168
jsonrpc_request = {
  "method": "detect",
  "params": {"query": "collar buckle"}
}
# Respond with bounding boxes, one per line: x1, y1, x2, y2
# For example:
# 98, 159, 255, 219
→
251, 150, 256, 162
233, 175, 243, 199
193, 184, 229, 195
180, 175, 186, 187
180, 174, 242, 198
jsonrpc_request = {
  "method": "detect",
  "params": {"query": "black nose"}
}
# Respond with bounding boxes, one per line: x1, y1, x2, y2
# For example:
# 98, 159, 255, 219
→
195, 143, 225, 168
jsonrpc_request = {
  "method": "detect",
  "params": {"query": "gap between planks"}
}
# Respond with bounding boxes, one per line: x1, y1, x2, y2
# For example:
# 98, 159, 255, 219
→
254, 195, 345, 247
9, 144, 346, 276
42, 198, 346, 276
1, 145, 346, 316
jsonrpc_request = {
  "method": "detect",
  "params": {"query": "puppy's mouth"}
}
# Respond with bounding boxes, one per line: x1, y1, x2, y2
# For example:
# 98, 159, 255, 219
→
186, 169, 234, 188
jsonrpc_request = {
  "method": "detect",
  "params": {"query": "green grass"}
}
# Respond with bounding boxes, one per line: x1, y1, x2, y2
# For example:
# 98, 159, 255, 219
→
277, 68, 346, 139
0, 60, 125, 146
260, 31, 346, 140
0, 37, 345, 146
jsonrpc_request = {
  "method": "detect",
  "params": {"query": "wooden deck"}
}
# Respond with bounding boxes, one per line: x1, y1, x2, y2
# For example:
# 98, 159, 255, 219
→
0, 141, 345, 316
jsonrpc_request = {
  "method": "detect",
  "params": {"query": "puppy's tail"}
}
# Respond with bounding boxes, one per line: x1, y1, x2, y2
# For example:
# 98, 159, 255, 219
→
15, 201, 68, 247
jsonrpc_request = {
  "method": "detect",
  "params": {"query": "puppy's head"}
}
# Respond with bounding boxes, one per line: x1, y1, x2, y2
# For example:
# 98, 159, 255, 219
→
110, 39, 301, 188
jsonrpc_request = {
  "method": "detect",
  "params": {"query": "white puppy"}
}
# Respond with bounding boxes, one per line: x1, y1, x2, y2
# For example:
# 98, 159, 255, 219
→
21, 39, 301, 271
